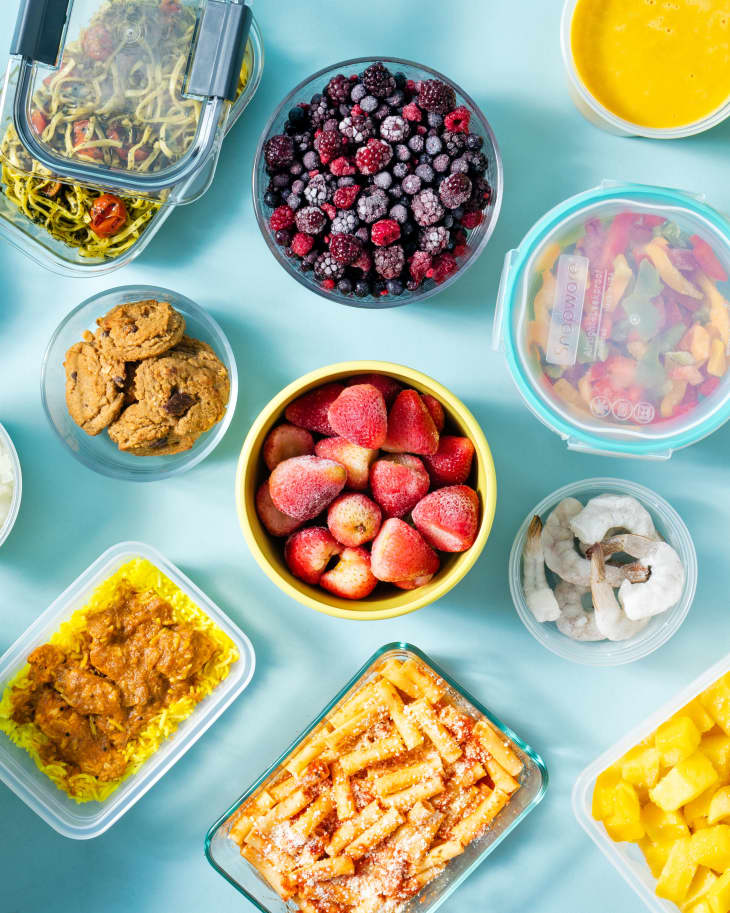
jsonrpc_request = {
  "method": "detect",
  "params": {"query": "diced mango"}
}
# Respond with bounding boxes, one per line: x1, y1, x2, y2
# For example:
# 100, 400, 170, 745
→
651, 752, 719, 812
697, 272, 730, 347
708, 788, 730, 825
684, 867, 719, 909
701, 681, 730, 736
535, 241, 561, 274
656, 837, 697, 904
686, 790, 718, 828
657, 717, 703, 766
690, 825, 730, 871
603, 781, 645, 842
641, 837, 673, 878
682, 699, 717, 735
702, 735, 730, 781
686, 902, 713, 913
643, 803, 690, 843
707, 338, 727, 378
592, 766, 623, 820
622, 746, 662, 789
706, 869, 730, 913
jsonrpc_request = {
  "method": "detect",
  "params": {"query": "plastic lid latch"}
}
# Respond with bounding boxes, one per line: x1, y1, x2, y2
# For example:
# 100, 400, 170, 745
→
188, 1, 251, 102
10, 0, 69, 67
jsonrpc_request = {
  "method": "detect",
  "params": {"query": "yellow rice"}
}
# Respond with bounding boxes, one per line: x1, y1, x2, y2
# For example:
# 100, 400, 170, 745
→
0, 558, 239, 803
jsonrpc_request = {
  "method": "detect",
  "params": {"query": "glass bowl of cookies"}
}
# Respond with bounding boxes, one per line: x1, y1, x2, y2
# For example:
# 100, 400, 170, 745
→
41, 286, 237, 481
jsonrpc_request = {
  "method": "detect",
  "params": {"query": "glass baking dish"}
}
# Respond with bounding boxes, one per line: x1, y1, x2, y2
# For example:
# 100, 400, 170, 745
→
573, 650, 730, 913
205, 643, 547, 913
0, 541, 255, 839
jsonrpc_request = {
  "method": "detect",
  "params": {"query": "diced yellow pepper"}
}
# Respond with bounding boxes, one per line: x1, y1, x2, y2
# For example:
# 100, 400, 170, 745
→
703, 736, 730, 780
661, 380, 688, 418
690, 825, 730, 871
657, 717, 703, 766
643, 802, 690, 843
686, 790, 718, 828
656, 837, 697, 904
603, 781, 645, 842
706, 869, 730, 913
650, 752, 719, 812
641, 837, 672, 878
680, 323, 712, 364
535, 241, 561, 274
684, 867, 719, 909
697, 272, 730, 347
707, 338, 727, 378
643, 238, 703, 299
622, 746, 662, 789
702, 681, 730, 736
708, 788, 730, 825
553, 378, 588, 413
607, 253, 634, 311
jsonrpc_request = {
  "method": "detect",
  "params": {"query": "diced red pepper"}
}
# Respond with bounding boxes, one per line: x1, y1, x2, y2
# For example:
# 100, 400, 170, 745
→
30, 109, 47, 134
699, 376, 721, 398
598, 212, 637, 270
690, 234, 728, 282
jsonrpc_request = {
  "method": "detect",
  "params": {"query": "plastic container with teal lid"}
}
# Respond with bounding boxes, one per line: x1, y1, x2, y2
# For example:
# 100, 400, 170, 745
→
493, 182, 730, 460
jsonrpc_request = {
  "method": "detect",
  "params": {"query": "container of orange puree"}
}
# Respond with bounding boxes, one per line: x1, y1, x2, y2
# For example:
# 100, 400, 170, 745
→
561, 0, 730, 138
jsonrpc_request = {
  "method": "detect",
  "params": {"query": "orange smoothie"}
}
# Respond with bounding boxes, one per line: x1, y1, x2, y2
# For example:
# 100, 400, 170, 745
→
571, 0, 730, 129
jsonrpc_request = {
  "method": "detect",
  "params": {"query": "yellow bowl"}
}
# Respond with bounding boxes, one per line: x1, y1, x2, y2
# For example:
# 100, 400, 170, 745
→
236, 361, 497, 620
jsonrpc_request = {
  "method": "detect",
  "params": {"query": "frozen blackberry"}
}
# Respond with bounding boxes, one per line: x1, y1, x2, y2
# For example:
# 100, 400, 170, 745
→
402, 174, 422, 195
359, 95, 378, 113
433, 153, 450, 173
309, 94, 331, 128
468, 151, 489, 174
356, 187, 388, 223
439, 172, 472, 209
408, 134, 424, 153
425, 135, 443, 155
331, 210, 358, 234
351, 83, 367, 103
374, 171, 393, 189
313, 129, 343, 163
264, 134, 294, 170
326, 74, 351, 104
304, 174, 331, 206
314, 252, 345, 281
380, 115, 409, 142
415, 163, 434, 183
390, 203, 409, 223
443, 131, 466, 156
339, 114, 374, 143
466, 132, 484, 150
374, 244, 405, 279
420, 225, 450, 254
416, 79, 456, 114
450, 155, 470, 174
295, 206, 327, 235
362, 62, 396, 98
329, 233, 362, 264
411, 188, 445, 227
353, 279, 370, 297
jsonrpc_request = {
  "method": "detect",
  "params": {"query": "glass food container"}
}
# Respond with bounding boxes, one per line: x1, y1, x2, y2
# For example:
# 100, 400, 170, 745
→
0, 0, 263, 276
0, 541, 256, 838
205, 643, 547, 913
494, 182, 730, 459
0, 421, 22, 548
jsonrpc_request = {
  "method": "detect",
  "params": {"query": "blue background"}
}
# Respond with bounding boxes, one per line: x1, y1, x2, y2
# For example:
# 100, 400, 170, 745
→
1, 1, 729, 911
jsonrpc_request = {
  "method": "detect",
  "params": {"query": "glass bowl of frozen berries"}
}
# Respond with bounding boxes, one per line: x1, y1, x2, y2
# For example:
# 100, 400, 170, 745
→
235, 361, 497, 618
253, 58, 503, 308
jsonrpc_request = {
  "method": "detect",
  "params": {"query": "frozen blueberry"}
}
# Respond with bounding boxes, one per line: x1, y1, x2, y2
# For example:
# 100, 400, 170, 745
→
337, 278, 353, 295
302, 150, 319, 170
425, 135, 443, 155
354, 280, 370, 297
393, 162, 409, 179
389, 185, 404, 200
351, 83, 367, 102
390, 203, 409, 223
427, 112, 444, 129
337, 176, 356, 187
402, 174, 422, 195
289, 161, 303, 176
466, 132, 484, 150
287, 194, 301, 210
395, 144, 411, 162
386, 279, 404, 296
272, 173, 290, 188
433, 153, 450, 173
450, 156, 469, 174
374, 171, 393, 189
291, 179, 305, 195
408, 134, 424, 153
263, 191, 279, 207
415, 164, 434, 183
385, 89, 404, 107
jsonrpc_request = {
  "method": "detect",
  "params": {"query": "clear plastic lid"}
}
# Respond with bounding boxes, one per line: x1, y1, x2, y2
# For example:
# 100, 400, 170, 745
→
1, 0, 251, 202
495, 183, 730, 458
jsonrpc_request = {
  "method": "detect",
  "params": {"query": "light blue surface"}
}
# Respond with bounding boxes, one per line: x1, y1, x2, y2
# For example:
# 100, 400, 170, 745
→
0, 2, 729, 912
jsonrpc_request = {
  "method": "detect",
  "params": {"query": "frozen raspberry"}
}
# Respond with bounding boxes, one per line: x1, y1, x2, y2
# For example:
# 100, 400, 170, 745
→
264, 134, 294, 170
314, 251, 345, 280
269, 205, 295, 232
329, 233, 362, 264
439, 173, 472, 209
444, 106, 471, 133
402, 102, 422, 122
416, 79, 456, 114
380, 115, 409, 142
321, 202, 336, 220
331, 210, 358, 234
361, 62, 395, 98
419, 226, 449, 254
356, 187, 388, 224
326, 74, 351, 104
329, 156, 356, 176
304, 174, 331, 206
355, 138, 392, 175
339, 114, 374, 143
371, 219, 401, 247
411, 188, 445, 227
295, 206, 327, 234
291, 232, 315, 257
461, 211, 484, 229
352, 250, 373, 274
314, 130, 343, 164
431, 252, 458, 283
333, 185, 360, 209
374, 244, 405, 279
409, 250, 432, 282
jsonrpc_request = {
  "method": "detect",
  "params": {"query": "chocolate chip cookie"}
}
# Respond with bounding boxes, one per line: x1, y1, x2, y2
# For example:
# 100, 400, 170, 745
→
107, 403, 195, 456
95, 300, 185, 362
64, 334, 126, 435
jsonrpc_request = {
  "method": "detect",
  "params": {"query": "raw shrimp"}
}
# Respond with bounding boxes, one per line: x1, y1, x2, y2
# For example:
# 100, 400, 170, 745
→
554, 581, 605, 642
522, 516, 560, 622
569, 494, 658, 546
542, 497, 625, 588
590, 544, 649, 642
603, 533, 685, 620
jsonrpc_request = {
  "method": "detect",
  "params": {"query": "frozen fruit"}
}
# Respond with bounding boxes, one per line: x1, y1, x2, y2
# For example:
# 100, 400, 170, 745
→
444, 105, 471, 133
371, 219, 401, 247
285, 382, 345, 435
383, 389, 439, 455
284, 527, 342, 584
370, 518, 440, 583
394, 573, 435, 590
412, 485, 479, 552
269, 205, 296, 231
373, 244, 405, 279
362, 62, 395, 98
327, 493, 382, 547
329, 233, 362, 264
262, 423, 314, 471
314, 436, 378, 490
369, 455, 430, 518
269, 455, 347, 521
320, 547, 378, 599
439, 173, 472, 209
264, 134, 294, 169
421, 394, 445, 432
423, 435, 475, 486
327, 384, 388, 449
347, 373, 402, 406
416, 79, 456, 114
355, 138, 392, 175
255, 480, 302, 537
333, 185, 360, 209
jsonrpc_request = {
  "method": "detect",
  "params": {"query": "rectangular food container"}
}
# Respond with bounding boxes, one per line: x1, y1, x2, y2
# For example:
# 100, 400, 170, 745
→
573, 651, 730, 913
0, 541, 255, 839
205, 643, 547, 913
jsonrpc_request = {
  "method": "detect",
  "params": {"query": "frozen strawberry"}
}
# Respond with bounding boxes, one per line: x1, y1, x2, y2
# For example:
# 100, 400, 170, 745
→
394, 573, 435, 590
269, 455, 347, 521
262, 423, 314, 471
382, 389, 439, 455
370, 518, 440, 583
314, 437, 378, 490
327, 384, 387, 449
421, 394, 445, 432
412, 485, 479, 552
284, 527, 342, 584
347, 373, 402, 406
423, 435, 475, 487
255, 480, 302, 537
327, 493, 382, 547
285, 382, 345, 435
320, 547, 378, 599
369, 455, 430, 518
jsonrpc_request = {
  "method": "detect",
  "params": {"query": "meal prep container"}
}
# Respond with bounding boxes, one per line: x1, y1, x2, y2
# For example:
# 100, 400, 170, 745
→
41, 284, 238, 481
560, 0, 730, 139
0, 541, 255, 839
494, 182, 730, 459
0, 422, 22, 548
252, 57, 503, 309
236, 361, 497, 620
205, 643, 548, 913
572, 650, 730, 913
509, 478, 697, 666
0, 3, 263, 276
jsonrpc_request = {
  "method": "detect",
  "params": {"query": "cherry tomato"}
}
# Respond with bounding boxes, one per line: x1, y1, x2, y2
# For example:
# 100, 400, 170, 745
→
690, 234, 728, 282
72, 119, 103, 160
160, 0, 181, 12
30, 109, 47, 135
89, 194, 127, 237
82, 25, 114, 61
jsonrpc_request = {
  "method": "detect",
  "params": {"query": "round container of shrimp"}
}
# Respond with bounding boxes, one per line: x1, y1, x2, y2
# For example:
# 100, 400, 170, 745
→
509, 478, 697, 666
493, 182, 730, 459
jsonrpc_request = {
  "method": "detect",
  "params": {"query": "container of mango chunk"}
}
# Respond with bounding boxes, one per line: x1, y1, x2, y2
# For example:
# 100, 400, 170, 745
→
573, 653, 730, 913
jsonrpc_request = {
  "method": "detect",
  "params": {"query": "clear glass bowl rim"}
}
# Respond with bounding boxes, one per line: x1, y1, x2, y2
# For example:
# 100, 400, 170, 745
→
0, 421, 22, 548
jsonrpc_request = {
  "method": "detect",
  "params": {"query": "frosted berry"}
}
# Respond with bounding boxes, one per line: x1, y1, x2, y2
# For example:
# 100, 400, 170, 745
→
402, 102, 422, 122
356, 187, 388, 223
295, 206, 327, 234
374, 244, 405, 279
314, 130, 343, 164
444, 106, 471, 133
314, 251, 345, 280
329, 233, 363, 264
339, 114, 374, 143
362, 62, 395, 98
380, 115, 409, 142
420, 225, 450, 254
269, 205, 295, 231
355, 138, 392, 175
359, 95, 379, 114
331, 210, 359, 234
326, 74, 351, 104
416, 79, 456, 114
291, 232, 315, 257
402, 174, 422, 196
329, 156, 356, 177
371, 219, 401, 247
411, 188, 445, 227
332, 185, 359, 209
265, 134, 294, 170
409, 250, 432, 282
304, 174, 331, 206
439, 173, 472, 209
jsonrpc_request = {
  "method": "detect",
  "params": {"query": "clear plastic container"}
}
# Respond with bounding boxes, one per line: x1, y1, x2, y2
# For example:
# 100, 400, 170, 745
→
494, 182, 730, 459
205, 643, 547, 913
0, 12, 263, 276
0, 541, 256, 838
0, 421, 22, 548
560, 0, 730, 139
572, 650, 730, 913
41, 285, 238, 481
252, 57, 503, 309
509, 478, 697, 666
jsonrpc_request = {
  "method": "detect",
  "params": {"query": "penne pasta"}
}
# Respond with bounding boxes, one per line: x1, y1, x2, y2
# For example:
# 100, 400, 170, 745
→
381, 776, 445, 812
406, 700, 462, 764
343, 806, 404, 860
376, 679, 423, 750
451, 787, 509, 845
339, 731, 404, 777
326, 800, 382, 857
371, 759, 440, 795
474, 719, 523, 777
332, 761, 356, 821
